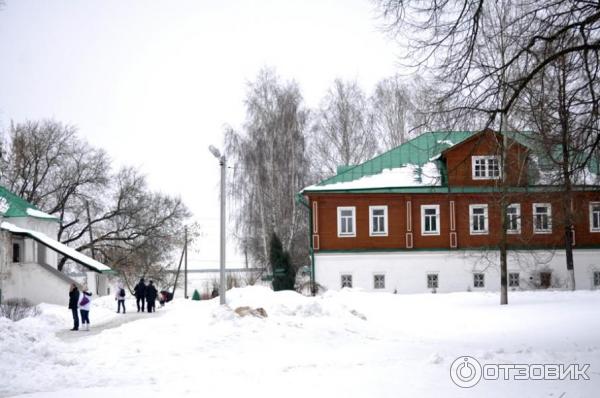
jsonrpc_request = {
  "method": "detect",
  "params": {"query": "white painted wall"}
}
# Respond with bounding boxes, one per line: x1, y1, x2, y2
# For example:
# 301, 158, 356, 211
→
315, 249, 600, 293
2, 262, 72, 306
7, 217, 59, 269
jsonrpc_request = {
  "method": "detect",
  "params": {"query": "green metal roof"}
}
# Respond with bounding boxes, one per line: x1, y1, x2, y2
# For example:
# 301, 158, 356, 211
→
303, 129, 600, 194
0, 185, 58, 221
314, 131, 475, 186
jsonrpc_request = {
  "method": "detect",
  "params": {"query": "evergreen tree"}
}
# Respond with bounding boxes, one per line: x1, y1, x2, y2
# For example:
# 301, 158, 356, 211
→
191, 289, 201, 301
270, 233, 295, 291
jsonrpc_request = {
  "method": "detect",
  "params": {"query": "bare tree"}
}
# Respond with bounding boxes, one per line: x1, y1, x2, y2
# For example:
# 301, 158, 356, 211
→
310, 79, 378, 178
1, 120, 193, 275
371, 75, 417, 149
374, 0, 600, 129
515, 44, 600, 289
225, 68, 310, 271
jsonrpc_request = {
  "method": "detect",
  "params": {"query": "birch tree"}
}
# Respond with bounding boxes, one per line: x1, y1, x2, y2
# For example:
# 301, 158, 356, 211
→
225, 68, 310, 271
371, 75, 417, 150
310, 79, 378, 178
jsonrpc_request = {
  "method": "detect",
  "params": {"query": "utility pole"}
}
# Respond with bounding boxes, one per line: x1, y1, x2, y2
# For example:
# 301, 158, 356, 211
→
184, 226, 188, 299
85, 200, 95, 259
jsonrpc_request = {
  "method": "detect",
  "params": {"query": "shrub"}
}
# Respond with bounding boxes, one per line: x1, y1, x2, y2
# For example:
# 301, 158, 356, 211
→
0, 298, 40, 321
191, 289, 201, 301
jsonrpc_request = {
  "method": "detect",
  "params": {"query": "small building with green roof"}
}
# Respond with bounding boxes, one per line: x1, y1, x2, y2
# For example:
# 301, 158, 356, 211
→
0, 185, 112, 306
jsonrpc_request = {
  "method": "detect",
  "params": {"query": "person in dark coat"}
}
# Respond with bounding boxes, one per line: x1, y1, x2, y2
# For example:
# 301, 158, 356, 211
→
68, 283, 80, 331
145, 280, 158, 313
134, 278, 146, 312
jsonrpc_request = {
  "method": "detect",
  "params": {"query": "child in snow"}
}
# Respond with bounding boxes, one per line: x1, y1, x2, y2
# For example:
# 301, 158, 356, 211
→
115, 283, 126, 313
79, 285, 93, 331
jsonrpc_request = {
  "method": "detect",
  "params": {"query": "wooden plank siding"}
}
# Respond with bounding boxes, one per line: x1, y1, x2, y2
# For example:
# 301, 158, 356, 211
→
443, 130, 530, 187
309, 191, 600, 252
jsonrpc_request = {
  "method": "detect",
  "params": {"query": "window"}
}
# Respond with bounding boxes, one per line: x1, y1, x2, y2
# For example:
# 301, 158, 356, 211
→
421, 205, 440, 235
540, 272, 552, 288
469, 204, 489, 234
369, 206, 388, 236
533, 203, 552, 233
594, 271, 600, 288
374, 274, 385, 289
473, 273, 485, 288
337, 207, 356, 237
341, 274, 353, 288
590, 202, 600, 232
507, 204, 521, 234
427, 274, 439, 289
12, 242, 21, 263
509, 272, 520, 287
472, 156, 501, 180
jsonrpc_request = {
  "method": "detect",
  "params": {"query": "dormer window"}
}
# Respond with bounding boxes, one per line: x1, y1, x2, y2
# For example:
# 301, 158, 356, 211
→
472, 156, 501, 180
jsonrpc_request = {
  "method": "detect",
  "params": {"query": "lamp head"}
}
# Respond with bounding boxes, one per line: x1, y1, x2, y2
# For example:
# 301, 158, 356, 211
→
208, 145, 221, 159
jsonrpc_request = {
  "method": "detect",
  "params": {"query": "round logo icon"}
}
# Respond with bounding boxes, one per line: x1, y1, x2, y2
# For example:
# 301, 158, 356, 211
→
450, 356, 482, 388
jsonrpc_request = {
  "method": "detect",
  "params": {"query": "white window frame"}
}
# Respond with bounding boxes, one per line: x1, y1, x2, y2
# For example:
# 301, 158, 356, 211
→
373, 274, 385, 289
533, 203, 552, 234
421, 204, 440, 236
508, 272, 520, 287
369, 205, 388, 237
337, 206, 356, 237
469, 204, 489, 235
506, 203, 521, 234
341, 274, 353, 288
590, 202, 600, 233
473, 273, 485, 288
427, 273, 439, 289
472, 155, 501, 180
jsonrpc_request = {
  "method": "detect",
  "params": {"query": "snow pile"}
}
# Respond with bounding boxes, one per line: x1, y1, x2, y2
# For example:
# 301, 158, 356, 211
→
2, 287, 600, 398
26, 208, 56, 219
305, 161, 442, 191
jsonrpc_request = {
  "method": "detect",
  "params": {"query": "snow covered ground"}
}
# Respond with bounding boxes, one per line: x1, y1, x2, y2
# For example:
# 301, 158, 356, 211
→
1, 287, 599, 398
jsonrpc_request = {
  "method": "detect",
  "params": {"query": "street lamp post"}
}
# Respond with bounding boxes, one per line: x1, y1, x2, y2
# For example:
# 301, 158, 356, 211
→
209, 145, 226, 305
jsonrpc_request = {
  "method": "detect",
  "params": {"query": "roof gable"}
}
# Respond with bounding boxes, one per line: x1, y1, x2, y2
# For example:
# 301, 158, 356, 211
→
0, 185, 58, 221
314, 131, 475, 187
440, 129, 531, 159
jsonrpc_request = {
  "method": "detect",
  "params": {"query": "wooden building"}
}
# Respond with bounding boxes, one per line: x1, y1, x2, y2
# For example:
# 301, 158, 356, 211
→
301, 130, 600, 293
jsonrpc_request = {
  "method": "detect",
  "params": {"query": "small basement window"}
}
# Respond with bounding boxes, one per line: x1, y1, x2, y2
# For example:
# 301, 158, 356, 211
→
374, 274, 385, 289
473, 273, 485, 288
341, 274, 353, 288
593, 271, 600, 288
508, 272, 520, 287
427, 274, 438, 289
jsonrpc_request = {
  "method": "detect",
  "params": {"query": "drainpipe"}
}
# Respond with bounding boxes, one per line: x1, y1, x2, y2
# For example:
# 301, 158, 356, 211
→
296, 192, 315, 296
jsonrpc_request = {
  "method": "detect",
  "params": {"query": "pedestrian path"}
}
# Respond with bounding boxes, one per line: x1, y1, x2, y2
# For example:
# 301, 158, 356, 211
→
57, 310, 164, 342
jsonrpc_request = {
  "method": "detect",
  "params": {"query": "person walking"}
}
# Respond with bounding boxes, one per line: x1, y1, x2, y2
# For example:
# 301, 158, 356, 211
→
146, 280, 158, 313
79, 285, 92, 331
68, 283, 80, 331
115, 283, 126, 314
134, 278, 146, 312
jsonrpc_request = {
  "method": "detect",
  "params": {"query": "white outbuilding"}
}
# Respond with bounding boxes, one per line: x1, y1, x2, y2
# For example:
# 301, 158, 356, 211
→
0, 185, 112, 306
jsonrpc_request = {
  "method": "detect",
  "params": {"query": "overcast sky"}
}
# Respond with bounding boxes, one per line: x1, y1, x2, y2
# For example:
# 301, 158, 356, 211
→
0, 0, 400, 268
